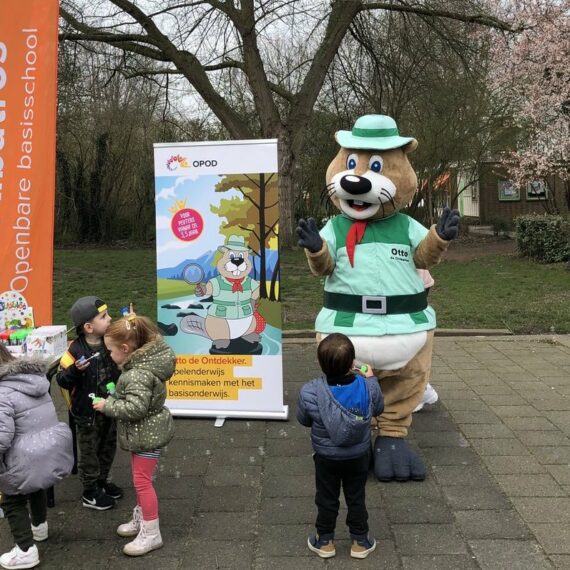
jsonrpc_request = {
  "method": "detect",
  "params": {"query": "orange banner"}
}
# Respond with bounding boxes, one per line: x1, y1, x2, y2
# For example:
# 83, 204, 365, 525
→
0, 1, 59, 325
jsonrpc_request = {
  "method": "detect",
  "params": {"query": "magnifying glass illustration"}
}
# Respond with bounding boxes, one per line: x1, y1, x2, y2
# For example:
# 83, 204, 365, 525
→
182, 263, 206, 296
182, 263, 205, 285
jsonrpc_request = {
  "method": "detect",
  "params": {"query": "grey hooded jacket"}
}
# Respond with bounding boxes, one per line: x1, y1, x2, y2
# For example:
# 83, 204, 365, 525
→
297, 375, 384, 460
0, 359, 74, 495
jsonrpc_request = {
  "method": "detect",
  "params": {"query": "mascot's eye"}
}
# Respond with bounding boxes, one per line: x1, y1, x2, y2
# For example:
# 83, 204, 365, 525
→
346, 153, 358, 170
369, 155, 383, 173
229, 253, 235, 260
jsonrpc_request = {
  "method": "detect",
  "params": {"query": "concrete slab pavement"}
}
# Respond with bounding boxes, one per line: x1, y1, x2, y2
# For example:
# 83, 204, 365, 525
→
1, 335, 569, 569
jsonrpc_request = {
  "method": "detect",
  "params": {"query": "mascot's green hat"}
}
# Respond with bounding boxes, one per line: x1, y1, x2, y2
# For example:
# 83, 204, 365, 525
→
336, 115, 416, 151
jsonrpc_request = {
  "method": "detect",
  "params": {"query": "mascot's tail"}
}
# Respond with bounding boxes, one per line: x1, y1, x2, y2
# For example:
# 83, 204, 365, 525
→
179, 313, 209, 338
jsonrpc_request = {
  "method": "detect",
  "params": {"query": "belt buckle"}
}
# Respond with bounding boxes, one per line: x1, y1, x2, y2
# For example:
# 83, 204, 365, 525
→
362, 295, 387, 314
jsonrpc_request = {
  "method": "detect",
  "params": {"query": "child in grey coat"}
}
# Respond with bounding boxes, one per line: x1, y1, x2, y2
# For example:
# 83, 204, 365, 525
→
0, 345, 73, 570
297, 333, 383, 560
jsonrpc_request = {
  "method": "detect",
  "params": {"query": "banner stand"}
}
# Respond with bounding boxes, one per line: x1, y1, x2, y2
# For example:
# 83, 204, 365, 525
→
209, 408, 289, 428
153, 139, 288, 422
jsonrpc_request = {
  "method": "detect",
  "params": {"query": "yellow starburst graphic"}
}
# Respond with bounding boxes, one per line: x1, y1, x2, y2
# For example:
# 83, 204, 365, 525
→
169, 199, 187, 214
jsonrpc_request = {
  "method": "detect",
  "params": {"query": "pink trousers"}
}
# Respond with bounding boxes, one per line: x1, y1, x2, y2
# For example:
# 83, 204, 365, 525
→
131, 453, 159, 521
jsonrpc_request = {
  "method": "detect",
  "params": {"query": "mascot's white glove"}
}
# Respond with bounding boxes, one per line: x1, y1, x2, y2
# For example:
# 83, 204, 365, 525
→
436, 207, 460, 241
296, 218, 324, 253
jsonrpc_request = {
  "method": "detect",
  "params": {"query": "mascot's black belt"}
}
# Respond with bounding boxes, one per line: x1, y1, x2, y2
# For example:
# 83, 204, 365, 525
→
324, 291, 428, 315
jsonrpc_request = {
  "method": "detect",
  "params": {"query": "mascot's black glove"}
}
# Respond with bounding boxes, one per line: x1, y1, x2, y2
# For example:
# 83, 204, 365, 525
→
296, 218, 323, 253
436, 207, 460, 241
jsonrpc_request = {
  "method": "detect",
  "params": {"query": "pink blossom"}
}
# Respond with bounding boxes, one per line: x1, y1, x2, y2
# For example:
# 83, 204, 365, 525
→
489, 0, 570, 188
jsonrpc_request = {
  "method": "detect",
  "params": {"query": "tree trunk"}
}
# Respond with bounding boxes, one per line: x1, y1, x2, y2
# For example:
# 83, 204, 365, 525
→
269, 257, 280, 302
278, 136, 296, 248
258, 173, 267, 298
427, 179, 434, 226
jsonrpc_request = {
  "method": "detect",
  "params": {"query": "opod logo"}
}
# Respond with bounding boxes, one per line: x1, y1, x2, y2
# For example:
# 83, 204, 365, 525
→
191, 159, 218, 167
166, 155, 190, 171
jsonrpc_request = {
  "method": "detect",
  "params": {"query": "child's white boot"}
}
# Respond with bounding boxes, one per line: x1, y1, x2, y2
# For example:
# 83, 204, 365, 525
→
31, 521, 48, 542
117, 505, 142, 537
123, 518, 163, 556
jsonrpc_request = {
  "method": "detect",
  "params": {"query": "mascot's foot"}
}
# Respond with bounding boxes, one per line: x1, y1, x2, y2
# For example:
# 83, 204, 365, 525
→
373, 436, 426, 482
213, 339, 231, 349
158, 322, 178, 336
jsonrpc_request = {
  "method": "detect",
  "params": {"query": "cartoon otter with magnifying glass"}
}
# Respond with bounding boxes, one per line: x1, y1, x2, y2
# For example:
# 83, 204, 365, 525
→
181, 234, 262, 354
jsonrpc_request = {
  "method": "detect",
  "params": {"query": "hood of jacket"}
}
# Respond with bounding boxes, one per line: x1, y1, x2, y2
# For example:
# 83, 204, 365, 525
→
0, 358, 49, 398
315, 377, 370, 447
122, 336, 176, 381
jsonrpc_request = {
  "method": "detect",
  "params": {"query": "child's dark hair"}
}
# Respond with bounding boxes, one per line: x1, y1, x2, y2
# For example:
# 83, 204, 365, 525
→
0, 344, 15, 364
104, 315, 160, 350
317, 333, 355, 377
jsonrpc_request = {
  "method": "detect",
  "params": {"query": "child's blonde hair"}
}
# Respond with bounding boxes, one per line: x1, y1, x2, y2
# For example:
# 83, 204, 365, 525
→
104, 315, 160, 350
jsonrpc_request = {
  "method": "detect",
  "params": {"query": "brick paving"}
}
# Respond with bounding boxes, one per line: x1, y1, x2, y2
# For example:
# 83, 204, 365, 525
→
1, 335, 569, 569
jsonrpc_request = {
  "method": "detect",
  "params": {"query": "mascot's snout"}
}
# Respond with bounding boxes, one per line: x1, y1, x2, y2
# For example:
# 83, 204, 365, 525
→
340, 175, 371, 195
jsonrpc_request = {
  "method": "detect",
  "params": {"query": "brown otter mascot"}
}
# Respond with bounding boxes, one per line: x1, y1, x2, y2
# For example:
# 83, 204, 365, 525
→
296, 115, 459, 481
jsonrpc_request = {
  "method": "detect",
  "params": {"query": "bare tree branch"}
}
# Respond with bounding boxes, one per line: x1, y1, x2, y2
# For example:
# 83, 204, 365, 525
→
360, 2, 520, 32
148, 1, 212, 18
123, 65, 295, 102
207, 0, 282, 134
289, 0, 362, 147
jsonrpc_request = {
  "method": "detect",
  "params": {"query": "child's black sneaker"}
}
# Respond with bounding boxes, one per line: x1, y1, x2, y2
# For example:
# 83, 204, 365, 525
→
307, 534, 335, 558
98, 480, 123, 499
351, 535, 377, 559
82, 488, 115, 510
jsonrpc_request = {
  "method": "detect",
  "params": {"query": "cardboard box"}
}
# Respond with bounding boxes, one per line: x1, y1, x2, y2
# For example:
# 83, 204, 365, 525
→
26, 326, 67, 358
5, 344, 26, 357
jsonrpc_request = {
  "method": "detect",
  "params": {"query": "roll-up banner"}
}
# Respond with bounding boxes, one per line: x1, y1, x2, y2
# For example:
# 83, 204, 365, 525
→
0, 0, 59, 326
153, 140, 287, 422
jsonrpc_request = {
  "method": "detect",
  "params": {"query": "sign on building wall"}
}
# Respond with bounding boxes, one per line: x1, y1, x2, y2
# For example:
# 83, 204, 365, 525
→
0, 1, 59, 325
153, 140, 287, 421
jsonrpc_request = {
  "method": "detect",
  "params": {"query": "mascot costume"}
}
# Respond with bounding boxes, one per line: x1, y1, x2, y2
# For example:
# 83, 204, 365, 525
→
297, 115, 459, 482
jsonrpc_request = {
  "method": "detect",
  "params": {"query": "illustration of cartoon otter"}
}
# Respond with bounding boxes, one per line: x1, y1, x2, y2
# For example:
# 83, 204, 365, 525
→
180, 235, 262, 354
297, 115, 460, 482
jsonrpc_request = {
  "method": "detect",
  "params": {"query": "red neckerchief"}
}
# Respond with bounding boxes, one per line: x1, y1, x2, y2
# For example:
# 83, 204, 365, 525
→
346, 220, 368, 267
226, 277, 245, 292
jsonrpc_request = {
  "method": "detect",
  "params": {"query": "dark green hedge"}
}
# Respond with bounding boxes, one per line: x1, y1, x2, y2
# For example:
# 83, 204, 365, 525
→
515, 214, 570, 263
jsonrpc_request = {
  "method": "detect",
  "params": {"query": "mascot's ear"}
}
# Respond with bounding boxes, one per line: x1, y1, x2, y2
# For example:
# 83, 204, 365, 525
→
402, 139, 418, 154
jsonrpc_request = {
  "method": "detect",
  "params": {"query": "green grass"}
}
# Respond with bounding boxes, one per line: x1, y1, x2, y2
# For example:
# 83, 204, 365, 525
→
430, 256, 570, 334
281, 249, 570, 333
157, 277, 194, 300
53, 248, 570, 334
53, 249, 157, 327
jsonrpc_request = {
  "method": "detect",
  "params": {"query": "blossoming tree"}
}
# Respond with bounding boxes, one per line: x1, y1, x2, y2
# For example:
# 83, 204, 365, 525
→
491, 0, 570, 212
